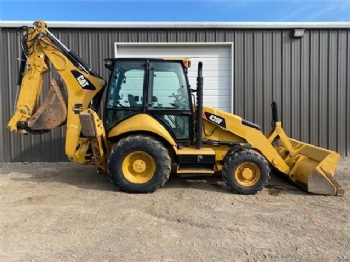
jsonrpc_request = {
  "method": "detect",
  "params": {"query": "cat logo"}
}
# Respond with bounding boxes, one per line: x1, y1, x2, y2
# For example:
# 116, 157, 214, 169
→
70, 70, 96, 91
77, 75, 89, 88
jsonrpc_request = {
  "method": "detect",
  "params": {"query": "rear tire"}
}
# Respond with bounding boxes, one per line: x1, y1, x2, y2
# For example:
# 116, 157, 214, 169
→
222, 149, 270, 195
108, 135, 171, 193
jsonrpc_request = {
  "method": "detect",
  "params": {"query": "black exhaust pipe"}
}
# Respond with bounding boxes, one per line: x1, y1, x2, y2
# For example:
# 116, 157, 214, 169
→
195, 62, 203, 149
271, 101, 279, 127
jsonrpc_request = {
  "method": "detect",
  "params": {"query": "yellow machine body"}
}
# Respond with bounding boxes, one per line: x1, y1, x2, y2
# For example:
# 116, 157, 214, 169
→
104, 105, 343, 195
7, 20, 344, 196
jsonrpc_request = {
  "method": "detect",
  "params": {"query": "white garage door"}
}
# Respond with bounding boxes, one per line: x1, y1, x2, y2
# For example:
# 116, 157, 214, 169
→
115, 43, 233, 113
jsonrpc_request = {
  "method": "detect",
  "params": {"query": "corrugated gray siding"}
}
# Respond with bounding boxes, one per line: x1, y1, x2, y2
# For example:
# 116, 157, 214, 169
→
0, 27, 349, 161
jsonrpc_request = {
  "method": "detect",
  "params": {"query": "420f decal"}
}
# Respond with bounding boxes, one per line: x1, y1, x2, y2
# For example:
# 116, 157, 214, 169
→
203, 112, 226, 128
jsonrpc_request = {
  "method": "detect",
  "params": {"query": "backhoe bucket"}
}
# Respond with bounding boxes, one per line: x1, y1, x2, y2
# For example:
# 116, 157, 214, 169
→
27, 79, 68, 130
286, 139, 344, 196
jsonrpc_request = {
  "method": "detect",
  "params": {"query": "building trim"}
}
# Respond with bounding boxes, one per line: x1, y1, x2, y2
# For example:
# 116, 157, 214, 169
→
1, 21, 350, 29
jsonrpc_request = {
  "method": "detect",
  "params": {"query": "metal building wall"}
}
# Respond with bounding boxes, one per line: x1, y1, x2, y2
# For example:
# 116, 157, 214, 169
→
0, 26, 349, 161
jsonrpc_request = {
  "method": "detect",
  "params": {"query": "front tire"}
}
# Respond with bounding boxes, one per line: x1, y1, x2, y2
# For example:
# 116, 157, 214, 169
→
222, 149, 270, 195
108, 135, 171, 193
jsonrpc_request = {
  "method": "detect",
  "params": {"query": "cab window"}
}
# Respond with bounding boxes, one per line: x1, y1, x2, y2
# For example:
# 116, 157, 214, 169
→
105, 60, 145, 130
147, 61, 190, 110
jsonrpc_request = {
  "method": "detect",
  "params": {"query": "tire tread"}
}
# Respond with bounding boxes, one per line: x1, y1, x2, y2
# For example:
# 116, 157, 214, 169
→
107, 135, 171, 193
222, 149, 270, 195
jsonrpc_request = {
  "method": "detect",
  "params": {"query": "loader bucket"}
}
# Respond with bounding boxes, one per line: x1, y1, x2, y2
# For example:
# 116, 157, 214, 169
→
27, 79, 68, 130
286, 139, 344, 196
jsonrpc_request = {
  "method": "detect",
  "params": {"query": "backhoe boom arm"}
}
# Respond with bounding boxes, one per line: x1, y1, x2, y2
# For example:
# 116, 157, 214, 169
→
8, 20, 107, 169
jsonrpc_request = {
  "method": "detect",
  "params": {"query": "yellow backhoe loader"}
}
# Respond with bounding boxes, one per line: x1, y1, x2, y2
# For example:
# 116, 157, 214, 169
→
7, 20, 344, 195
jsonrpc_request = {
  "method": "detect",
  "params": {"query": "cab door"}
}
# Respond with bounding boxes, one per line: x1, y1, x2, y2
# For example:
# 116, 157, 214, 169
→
146, 60, 193, 144
104, 59, 145, 131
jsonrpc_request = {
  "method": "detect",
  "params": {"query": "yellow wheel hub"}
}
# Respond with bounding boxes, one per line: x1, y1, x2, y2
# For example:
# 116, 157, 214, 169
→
122, 151, 156, 184
234, 162, 261, 187
132, 159, 147, 173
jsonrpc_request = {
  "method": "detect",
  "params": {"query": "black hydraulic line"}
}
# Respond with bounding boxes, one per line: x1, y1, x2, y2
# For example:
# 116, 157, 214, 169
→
66, 49, 101, 78
195, 62, 203, 149
17, 50, 26, 89
14, 50, 27, 110
44, 29, 106, 112
90, 89, 105, 112
45, 29, 101, 78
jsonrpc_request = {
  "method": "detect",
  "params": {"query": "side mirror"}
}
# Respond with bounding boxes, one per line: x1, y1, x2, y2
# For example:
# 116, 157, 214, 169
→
104, 59, 113, 70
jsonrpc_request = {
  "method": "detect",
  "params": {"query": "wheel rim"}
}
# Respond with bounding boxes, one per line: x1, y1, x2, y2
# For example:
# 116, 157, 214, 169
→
122, 151, 156, 184
234, 162, 261, 187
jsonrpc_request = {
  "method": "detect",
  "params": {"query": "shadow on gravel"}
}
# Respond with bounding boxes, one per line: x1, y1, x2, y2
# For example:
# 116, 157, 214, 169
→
266, 172, 307, 196
164, 175, 232, 194
164, 171, 307, 196
1, 163, 307, 196
4, 165, 232, 194
2, 163, 117, 192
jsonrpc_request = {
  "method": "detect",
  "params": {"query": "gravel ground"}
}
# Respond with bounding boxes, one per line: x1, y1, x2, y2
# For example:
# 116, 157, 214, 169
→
0, 158, 349, 262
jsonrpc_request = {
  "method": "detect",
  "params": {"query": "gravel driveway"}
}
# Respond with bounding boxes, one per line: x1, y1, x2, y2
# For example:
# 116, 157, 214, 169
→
0, 158, 349, 262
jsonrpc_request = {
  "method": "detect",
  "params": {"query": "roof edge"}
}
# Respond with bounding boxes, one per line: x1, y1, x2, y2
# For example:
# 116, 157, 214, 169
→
1, 21, 350, 29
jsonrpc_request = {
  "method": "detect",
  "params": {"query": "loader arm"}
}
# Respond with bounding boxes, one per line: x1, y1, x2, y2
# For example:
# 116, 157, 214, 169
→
201, 105, 343, 196
7, 20, 107, 171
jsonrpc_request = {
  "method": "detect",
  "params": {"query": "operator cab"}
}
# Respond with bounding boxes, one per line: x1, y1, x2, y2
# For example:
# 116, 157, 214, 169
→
104, 58, 193, 143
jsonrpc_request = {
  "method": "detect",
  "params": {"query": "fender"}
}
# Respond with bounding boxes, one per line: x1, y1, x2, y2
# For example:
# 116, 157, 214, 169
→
108, 114, 177, 148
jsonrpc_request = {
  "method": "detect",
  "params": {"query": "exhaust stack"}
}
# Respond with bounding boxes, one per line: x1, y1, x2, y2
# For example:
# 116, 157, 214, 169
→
195, 62, 203, 149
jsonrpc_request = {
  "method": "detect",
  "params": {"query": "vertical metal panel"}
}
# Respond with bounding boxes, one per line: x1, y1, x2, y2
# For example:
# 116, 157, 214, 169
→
272, 30, 283, 116
281, 30, 292, 134
328, 30, 338, 150
225, 30, 234, 43
300, 30, 310, 143
337, 30, 348, 155
215, 30, 226, 42
128, 29, 139, 42
1, 26, 350, 162
0, 30, 10, 162
262, 30, 273, 133
309, 30, 320, 147
186, 29, 198, 42
167, 30, 177, 41
290, 31, 301, 140
233, 30, 244, 117
319, 30, 329, 148
138, 30, 149, 42
244, 31, 254, 120
253, 30, 263, 129
206, 29, 216, 42
176, 30, 187, 42
147, 30, 159, 43
119, 30, 133, 44
196, 30, 207, 42
157, 30, 167, 42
